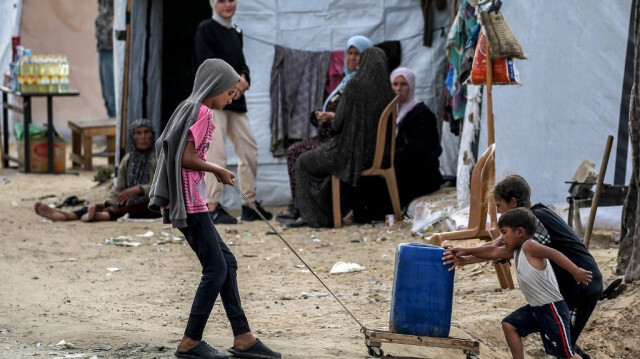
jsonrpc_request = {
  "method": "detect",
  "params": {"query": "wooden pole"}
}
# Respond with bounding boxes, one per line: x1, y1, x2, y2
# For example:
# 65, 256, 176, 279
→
485, 34, 495, 146
484, 32, 497, 225
583, 135, 614, 249
120, 0, 132, 156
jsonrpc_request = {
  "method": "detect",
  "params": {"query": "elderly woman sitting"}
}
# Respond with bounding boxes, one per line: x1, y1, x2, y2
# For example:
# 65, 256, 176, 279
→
289, 47, 395, 228
391, 67, 443, 208
34, 119, 160, 222
277, 35, 374, 224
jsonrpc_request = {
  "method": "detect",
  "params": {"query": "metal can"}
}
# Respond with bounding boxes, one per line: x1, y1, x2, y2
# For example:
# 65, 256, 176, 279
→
385, 214, 394, 227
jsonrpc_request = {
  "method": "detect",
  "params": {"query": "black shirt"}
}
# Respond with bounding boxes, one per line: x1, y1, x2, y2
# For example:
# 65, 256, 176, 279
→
395, 102, 443, 206
194, 19, 250, 113
530, 203, 603, 299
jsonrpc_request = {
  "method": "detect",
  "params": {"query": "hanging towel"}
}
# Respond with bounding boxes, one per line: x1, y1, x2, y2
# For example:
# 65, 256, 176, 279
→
270, 45, 331, 157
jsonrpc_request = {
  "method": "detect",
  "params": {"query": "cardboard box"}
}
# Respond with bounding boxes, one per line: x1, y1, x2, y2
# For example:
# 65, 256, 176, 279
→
18, 137, 66, 173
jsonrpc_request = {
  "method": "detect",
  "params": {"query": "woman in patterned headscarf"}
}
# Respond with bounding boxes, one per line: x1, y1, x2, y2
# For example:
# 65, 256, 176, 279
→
34, 119, 160, 222
277, 35, 374, 223
291, 47, 395, 228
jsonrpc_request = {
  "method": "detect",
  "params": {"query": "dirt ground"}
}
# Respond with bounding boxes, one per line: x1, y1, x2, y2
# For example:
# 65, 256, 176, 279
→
1, 162, 639, 359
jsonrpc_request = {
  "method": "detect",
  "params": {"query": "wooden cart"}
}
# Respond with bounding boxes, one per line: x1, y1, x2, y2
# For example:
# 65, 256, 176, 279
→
364, 328, 480, 358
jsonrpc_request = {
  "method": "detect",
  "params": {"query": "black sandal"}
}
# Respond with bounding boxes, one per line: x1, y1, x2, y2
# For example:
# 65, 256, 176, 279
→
227, 339, 281, 359
175, 340, 229, 359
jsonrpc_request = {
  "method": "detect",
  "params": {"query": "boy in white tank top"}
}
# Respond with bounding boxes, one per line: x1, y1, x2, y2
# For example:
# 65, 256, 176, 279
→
449, 208, 592, 359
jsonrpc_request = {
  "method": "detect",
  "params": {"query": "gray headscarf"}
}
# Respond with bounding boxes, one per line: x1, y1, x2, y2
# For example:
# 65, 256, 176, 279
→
210, 0, 234, 28
127, 118, 155, 203
149, 59, 240, 228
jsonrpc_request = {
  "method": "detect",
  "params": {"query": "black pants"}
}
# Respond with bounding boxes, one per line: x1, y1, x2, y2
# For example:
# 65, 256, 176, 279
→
565, 292, 600, 356
73, 202, 161, 221
178, 212, 250, 341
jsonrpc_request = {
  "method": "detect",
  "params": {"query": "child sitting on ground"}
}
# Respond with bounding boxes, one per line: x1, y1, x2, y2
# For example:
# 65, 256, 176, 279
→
449, 207, 592, 359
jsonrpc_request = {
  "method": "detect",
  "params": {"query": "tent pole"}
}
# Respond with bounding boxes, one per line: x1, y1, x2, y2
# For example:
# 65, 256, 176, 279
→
583, 135, 614, 249
484, 32, 498, 226
485, 33, 495, 146
120, 0, 132, 157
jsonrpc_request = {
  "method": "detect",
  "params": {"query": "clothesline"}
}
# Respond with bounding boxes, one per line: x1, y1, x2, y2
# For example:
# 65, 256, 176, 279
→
243, 26, 448, 48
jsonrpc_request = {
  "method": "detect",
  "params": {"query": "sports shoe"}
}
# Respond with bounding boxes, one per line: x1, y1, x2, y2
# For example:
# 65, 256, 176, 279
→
210, 204, 237, 225
241, 201, 273, 221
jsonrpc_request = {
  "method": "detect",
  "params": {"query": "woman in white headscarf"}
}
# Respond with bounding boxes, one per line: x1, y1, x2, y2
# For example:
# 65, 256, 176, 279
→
391, 67, 443, 207
276, 35, 374, 223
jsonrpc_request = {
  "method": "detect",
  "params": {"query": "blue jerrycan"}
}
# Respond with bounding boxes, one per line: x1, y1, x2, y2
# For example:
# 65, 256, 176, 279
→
390, 242, 455, 337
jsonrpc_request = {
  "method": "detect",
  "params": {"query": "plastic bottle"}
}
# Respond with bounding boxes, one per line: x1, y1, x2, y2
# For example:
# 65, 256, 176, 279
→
24, 49, 36, 92
10, 46, 24, 91
48, 55, 58, 92
59, 55, 69, 92
35, 55, 47, 93
19, 49, 32, 92
16, 55, 25, 92
14, 45, 24, 63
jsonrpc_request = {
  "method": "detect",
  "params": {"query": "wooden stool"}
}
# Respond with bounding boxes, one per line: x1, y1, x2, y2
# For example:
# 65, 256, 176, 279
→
68, 119, 116, 170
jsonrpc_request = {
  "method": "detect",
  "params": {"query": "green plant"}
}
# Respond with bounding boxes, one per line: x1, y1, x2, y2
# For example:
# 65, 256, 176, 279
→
93, 168, 114, 184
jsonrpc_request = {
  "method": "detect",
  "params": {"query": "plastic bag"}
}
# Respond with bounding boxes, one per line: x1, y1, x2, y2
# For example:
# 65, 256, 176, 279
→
14, 122, 63, 140
468, 32, 521, 85
481, 11, 526, 60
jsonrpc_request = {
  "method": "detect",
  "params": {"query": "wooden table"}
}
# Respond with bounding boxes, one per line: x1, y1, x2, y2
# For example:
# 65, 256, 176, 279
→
0, 85, 79, 173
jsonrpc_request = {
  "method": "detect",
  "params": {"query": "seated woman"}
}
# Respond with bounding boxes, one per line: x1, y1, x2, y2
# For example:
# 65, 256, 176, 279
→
34, 119, 161, 222
276, 35, 374, 223
391, 67, 443, 208
290, 47, 395, 228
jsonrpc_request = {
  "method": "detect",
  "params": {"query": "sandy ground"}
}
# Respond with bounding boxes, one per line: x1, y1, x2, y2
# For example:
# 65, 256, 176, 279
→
1, 159, 639, 359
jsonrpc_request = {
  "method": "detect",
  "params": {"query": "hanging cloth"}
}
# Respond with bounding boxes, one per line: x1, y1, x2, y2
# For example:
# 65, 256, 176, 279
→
270, 45, 331, 156
421, 0, 448, 47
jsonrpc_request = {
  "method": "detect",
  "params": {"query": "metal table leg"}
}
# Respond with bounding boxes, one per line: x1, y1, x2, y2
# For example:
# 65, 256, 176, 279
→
23, 95, 31, 173
1, 91, 7, 168
47, 95, 54, 173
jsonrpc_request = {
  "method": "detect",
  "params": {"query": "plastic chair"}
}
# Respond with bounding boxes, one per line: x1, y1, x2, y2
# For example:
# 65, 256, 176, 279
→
331, 96, 402, 229
429, 144, 514, 289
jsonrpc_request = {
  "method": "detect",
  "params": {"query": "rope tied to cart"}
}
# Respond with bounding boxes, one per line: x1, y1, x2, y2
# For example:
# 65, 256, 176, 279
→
232, 184, 368, 333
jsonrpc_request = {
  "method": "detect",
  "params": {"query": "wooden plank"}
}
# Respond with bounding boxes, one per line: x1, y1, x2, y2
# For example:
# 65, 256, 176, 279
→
365, 330, 479, 352
68, 119, 117, 129
92, 152, 116, 158
374, 337, 478, 351
69, 152, 83, 166
81, 127, 117, 136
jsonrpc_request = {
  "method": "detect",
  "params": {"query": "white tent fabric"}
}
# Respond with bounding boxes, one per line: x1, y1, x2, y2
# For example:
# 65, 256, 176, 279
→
0, 1, 21, 86
1, 1, 634, 210
0, 1, 22, 142
215, 1, 453, 207
111, 0, 453, 208
476, 1, 633, 205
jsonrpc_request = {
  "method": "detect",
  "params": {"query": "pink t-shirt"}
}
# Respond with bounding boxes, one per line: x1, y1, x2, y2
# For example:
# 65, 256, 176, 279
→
182, 104, 215, 213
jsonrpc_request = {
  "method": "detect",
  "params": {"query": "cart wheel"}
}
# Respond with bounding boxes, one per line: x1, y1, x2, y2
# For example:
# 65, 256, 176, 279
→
367, 346, 384, 357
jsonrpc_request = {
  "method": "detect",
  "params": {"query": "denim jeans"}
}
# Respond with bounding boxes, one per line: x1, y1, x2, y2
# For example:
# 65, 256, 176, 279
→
178, 212, 251, 340
98, 50, 116, 118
